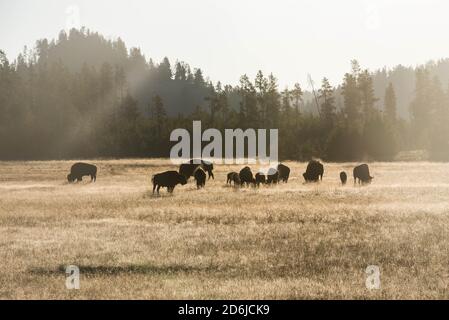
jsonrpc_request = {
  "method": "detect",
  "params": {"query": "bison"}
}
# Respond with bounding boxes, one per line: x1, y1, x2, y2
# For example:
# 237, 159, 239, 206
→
227, 172, 241, 186
255, 172, 266, 187
340, 171, 347, 185
152, 171, 187, 194
353, 164, 373, 185
194, 168, 206, 189
277, 163, 290, 183
179, 159, 214, 181
239, 166, 255, 187
303, 160, 324, 182
67, 162, 97, 183
266, 168, 279, 184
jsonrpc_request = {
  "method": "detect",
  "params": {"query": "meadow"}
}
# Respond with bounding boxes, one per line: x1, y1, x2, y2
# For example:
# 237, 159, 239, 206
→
0, 159, 448, 299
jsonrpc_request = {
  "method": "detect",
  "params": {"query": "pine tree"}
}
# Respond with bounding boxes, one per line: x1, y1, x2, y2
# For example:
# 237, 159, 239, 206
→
358, 69, 377, 119
290, 83, 303, 126
384, 82, 397, 122
318, 77, 335, 122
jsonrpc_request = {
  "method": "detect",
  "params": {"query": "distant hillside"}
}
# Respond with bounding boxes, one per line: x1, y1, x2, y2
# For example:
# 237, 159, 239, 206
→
13, 28, 449, 119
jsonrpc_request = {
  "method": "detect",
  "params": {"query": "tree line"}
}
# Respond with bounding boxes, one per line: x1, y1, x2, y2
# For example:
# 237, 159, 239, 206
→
1, 28, 449, 161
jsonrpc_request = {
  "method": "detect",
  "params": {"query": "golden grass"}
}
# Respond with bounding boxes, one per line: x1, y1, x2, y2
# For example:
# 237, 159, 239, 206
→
0, 159, 449, 299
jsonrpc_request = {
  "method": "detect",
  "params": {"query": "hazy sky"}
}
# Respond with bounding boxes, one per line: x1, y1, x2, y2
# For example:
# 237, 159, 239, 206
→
1, 0, 448, 88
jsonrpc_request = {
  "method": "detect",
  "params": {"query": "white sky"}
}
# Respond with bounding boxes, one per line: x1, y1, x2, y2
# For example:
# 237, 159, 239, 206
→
1, 0, 449, 88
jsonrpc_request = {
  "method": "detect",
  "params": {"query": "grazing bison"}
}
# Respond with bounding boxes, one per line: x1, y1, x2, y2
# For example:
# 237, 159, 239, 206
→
340, 171, 348, 185
152, 171, 187, 194
353, 164, 373, 185
277, 163, 290, 183
179, 159, 214, 180
194, 168, 206, 189
266, 168, 279, 184
303, 160, 324, 182
239, 166, 255, 187
227, 172, 241, 186
67, 162, 97, 183
255, 172, 266, 187
227, 172, 236, 185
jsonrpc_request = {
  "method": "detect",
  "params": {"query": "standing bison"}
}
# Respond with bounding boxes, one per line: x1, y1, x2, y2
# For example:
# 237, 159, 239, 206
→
152, 171, 187, 194
227, 172, 241, 186
67, 162, 97, 183
340, 171, 347, 185
255, 172, 266, 187
353, 164, 373, 185
303, 160, 324, 182
194, 168, 206, 189
239, 166, 255, 187
277, 163, 290, 183
179, 159, 214, 180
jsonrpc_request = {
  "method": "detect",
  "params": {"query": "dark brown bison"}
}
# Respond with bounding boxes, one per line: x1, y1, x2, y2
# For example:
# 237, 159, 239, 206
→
266, 168, 279, 184
255, 172, 266, 187
277, 163, 290, 183
179, 159, 214, 180
353, 164, 373, 185
67, 162, 97, 183
152, 171, 187, 194
227, 172, 241, 186
340, 171, 347, 185
239, 166, 255, 187
303, 160, 324, 182
227, 172, 236, 185
194, 168, 206, 189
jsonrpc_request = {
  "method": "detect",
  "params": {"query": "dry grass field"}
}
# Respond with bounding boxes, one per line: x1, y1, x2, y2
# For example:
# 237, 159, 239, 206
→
0, 159, 449, 299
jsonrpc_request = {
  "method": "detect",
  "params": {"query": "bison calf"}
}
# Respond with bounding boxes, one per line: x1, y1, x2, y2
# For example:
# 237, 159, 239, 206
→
152, 171, 187, 194
340, 171, 347, 185
67, 162, 97, 183
255, 172, 266, 187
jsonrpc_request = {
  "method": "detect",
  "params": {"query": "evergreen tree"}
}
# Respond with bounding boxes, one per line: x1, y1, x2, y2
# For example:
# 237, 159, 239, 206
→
384, 82, 397, 122
318, 77, 336, 122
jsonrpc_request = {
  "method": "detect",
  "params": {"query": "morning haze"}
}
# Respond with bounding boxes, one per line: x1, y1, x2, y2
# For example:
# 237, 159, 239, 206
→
1, 0, 449, 87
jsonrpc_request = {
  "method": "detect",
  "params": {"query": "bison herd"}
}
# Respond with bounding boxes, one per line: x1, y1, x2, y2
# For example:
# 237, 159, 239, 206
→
66, 160, 375, 195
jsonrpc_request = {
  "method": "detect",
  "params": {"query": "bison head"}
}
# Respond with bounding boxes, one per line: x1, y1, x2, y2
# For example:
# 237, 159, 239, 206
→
67, 174, 75, 183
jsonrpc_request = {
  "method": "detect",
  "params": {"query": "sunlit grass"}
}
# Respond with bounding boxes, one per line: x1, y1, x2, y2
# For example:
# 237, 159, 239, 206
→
0, 159, 448, 299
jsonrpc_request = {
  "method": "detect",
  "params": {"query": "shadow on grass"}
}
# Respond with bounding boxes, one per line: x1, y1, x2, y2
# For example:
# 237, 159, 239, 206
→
29, 263, 223, 276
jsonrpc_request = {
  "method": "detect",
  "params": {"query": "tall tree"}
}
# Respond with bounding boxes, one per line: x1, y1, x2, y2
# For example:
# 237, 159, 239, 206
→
318, 77, 336, 122
358, 69, 377, 119
384, 82, 397, 122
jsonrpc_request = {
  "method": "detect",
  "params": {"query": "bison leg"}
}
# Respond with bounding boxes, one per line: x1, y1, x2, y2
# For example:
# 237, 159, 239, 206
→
157, 185, 161, 194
